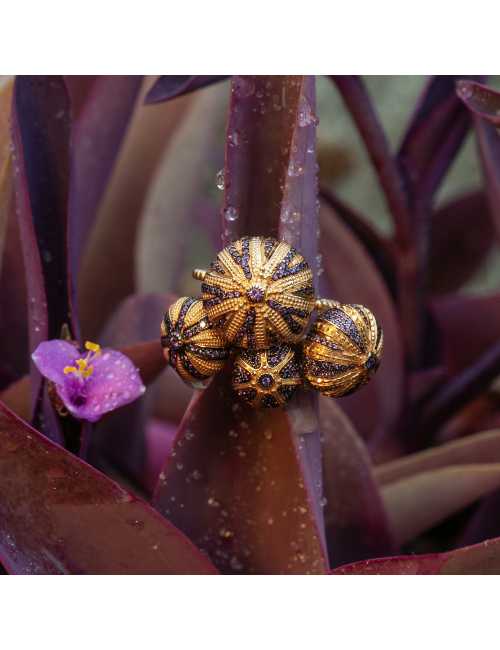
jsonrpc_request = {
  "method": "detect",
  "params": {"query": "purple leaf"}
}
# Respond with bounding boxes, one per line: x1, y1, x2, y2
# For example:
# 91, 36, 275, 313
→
398, 75, 479, 200
0, 400, 217, 574
332, 536, 500, 574
90, 293, 178, 492
382, 463, 500, 546
79, 85, 193, 339
432, 293, 500, 374
144, 76, 227, 105
429, 191, 493, 294
11, 76, 74, 433
320, 187, 398, 299
12, 76, 74, 346
153, 369, 329, 574
67, 76, 143, 285
330, 76, 412, 247
154, 76, 329, 573
320, 398, 395, 567
375, 429, 500, 485
319, 200, 405, 454
457, 80, 500, 241
456, 79, 500, 125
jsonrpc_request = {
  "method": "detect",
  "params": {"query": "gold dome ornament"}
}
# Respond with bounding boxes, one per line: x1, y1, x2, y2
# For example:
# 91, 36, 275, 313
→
161, 297, 229, 387
194, 236, 315, 349
232, 344, 302, 408
303, 303, 383, 398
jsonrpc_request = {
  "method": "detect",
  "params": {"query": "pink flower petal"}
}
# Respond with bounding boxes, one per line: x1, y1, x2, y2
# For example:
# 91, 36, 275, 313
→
62, 349, 145, 422
31, 340, 79, 384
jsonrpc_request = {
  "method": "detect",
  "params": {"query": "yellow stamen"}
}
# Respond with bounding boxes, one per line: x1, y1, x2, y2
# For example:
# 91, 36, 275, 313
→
85, 341, 101, 355
64, 342, 101, 380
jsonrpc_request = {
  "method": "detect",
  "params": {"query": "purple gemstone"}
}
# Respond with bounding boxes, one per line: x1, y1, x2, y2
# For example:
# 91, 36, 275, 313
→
365, 354, 378, 371
258, 373, 274, 389
247, 286, 265, 303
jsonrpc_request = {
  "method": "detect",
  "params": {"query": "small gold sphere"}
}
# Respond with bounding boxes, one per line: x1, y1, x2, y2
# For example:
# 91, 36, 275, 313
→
303, 303, 383, 397
232, 344, 302, 408
200, 236, 315, 349
161, 297, 229, 388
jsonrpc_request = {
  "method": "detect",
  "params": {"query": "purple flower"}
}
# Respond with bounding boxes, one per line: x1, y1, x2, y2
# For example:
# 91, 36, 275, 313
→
32, 340, 146, 423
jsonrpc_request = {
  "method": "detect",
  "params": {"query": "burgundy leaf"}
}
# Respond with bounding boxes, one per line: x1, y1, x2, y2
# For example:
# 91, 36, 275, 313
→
90, 293, 178, 491
136, 82, 226, 295
67, 76, 143, 287
375, 429, 500, 485
11, 77, 74, 435
432, 293, 500, 374
321, 398, 395, 567
333, 536, 500, 574
429, 192, 494, 294
145, 76, 227, 105
398, 75, 478, 200
222, 76, 306, 243
12, 76, 73, 348
79, 84, 191, 339
319, 200, 405, 454
457, 80, 500, 241
459, 489, 500, 547
382, 463, 500, 546
319, 187, 398, 299
154, 76, 329, 573
0, 401, 217, 574
0, 176, 29, 390
329, 76, 411, 248
419, 341, 500, 436
153, 369, 328, 574
456, 79, 500, 125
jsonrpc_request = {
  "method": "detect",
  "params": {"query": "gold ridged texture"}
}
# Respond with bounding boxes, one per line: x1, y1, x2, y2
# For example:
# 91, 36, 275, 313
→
161, 297, 229, 388
200, 236, 315, 349
303, 303, 383, 397
232, 345, 302, 409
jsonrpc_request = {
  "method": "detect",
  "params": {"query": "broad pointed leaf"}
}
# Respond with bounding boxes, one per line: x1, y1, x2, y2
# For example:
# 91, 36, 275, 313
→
0, 401, 217, 574
333, 536, 500, 574
321, 398, 395, 567
382, 463, 500, 545
153, 76, 329, 574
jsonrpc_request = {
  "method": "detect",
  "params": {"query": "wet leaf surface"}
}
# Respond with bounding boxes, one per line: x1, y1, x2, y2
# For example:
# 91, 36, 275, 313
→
0, 401, 217, 574
382, 463, 500, 545
154, 76, 329, 573
333, 536, 500, 574
321, 398, 395, 567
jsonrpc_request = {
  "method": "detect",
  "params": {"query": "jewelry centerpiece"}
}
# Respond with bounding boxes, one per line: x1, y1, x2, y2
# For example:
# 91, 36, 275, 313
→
161, 236, 383, 408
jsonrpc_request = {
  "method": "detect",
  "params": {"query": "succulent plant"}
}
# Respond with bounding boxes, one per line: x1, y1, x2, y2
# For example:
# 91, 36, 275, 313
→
2, 74, 500, 574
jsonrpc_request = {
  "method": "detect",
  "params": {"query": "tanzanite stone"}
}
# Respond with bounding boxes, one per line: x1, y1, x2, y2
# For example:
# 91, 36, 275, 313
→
258, 373, 274, 389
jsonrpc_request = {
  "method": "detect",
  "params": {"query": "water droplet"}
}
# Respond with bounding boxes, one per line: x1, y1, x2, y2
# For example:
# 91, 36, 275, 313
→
297, 95, 319, 127
267, 517, 274, 525
216, 169, 225, 190
176, 462, 184, 471
457, 81, 473, 100
228, 129, 244, 147
219, 527, 234, 540
320, 497, 328, 508
207, 497, 220, 508
233, 76, 255, 99
224, 206, 239, 222
287, 161, 304, 177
